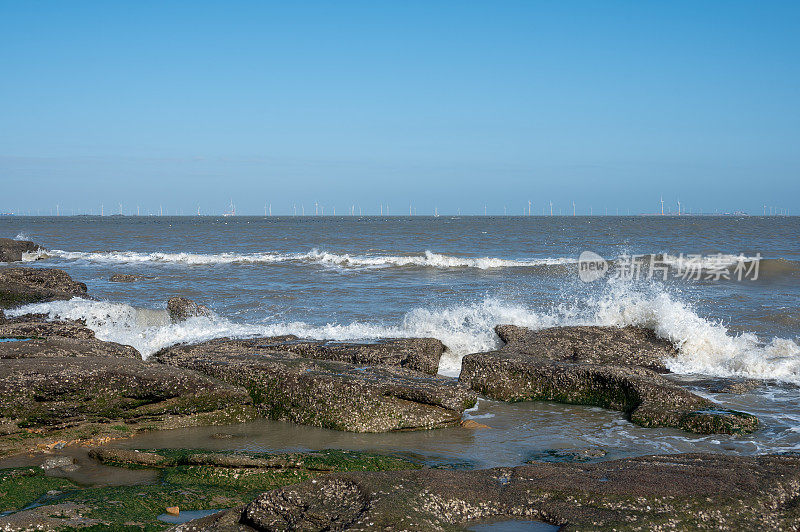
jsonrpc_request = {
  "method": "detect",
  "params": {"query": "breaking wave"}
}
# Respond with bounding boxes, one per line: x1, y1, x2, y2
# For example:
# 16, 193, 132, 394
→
43, 248, 576, 270
7, 281, 799, 383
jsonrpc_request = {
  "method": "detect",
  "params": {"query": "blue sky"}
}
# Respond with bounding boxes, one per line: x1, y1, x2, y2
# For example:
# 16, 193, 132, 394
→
1, 1, 798, 215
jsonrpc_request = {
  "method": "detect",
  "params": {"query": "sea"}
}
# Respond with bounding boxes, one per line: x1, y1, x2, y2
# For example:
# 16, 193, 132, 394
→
2, 215, 799, 468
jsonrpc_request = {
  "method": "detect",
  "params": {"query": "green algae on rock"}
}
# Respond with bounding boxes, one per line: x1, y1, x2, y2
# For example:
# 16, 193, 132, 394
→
178, 453, 800, 531
0, 448, 419, 531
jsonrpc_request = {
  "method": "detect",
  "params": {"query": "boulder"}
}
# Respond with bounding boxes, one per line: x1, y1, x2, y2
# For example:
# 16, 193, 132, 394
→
152, 338, 477, 432
0, 237, 41, 262
0, 268, 87, 308
177, 453, 800, 531
459, 349, 758, 434
247, 335, 444, 375
495, 324, 677, 372
167, 297, 212, 322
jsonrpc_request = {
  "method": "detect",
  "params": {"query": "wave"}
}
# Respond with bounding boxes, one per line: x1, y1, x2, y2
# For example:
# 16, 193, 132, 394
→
38, 247, 800, 279
7, 281, 800, 383
43, 248, 576, 270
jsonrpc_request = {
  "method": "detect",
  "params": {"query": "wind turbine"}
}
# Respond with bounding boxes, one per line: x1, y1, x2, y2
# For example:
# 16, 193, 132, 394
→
549, 200, 553, 216
660, 196, 664, 216
572, 201, 575, 216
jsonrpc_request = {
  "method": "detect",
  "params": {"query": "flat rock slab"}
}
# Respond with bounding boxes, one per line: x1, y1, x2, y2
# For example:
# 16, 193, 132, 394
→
0, 354, 254, 435
495, 324, 678, 372
0, 238, 41, 263
252, 335, 444, 375
0, 336, 140, 359
459, 350, 758, 434
0, 267, 87, 308
0, 316, 140, 359
175, 453, 800, 531
153, 339, 476, 432
0, 315, 96, 340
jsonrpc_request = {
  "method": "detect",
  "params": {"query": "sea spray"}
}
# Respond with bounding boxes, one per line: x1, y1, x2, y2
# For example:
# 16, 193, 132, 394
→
8, 280, 800, 384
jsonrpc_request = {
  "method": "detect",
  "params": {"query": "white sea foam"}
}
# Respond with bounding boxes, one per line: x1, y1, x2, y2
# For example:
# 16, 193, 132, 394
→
7, 281, 799, 383
45, 248, 575, 270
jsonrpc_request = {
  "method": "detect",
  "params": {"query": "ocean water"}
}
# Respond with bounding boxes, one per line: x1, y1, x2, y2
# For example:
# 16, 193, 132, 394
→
2, 215, 799, 463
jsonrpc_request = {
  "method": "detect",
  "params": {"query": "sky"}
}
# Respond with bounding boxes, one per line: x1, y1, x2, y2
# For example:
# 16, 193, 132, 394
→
1, 1, 798, 216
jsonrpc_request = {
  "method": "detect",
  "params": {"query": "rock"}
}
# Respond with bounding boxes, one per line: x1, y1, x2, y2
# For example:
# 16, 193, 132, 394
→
0, 336, 112, 360
0, 502, 100, 530
0, 315, 96, 339
166, 506, 180, 516
0, 348, 257, 452
88, 448, 168, 467
152, 338, 477, 432
41, 456, 75, 470
0, 315, 140, 359
686, 377, 763, 394
461, 419, 491, 429
244, 335, 444, 375
109, 274, 141, 283
89, 448, 418, 473
167, 297, 212, 322
460, 324, 758, 434
180, 453, 800, 531
0, 237, 41, 262
495, 324, 678, 372
526, 448, 607, 463
460, 350, 757, 434
0, 267, 87, 308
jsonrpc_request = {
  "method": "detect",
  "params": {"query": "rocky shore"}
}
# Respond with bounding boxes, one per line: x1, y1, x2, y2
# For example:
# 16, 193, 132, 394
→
176, 453, 800, 531
460, 324, 759, 434
0, 244, 785, 530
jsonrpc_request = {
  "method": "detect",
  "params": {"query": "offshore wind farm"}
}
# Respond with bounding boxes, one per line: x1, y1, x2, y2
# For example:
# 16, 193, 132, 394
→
0, 196, 789, 218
